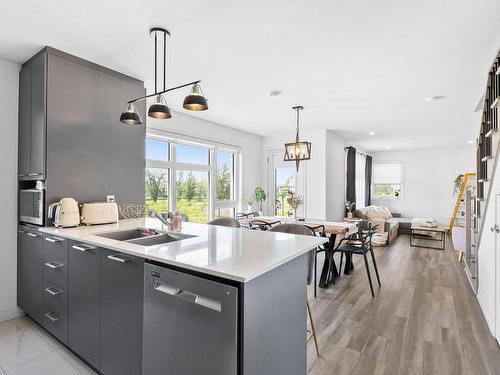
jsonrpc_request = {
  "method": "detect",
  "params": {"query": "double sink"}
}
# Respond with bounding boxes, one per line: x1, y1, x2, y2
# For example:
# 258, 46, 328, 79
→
95, 228, 195, 247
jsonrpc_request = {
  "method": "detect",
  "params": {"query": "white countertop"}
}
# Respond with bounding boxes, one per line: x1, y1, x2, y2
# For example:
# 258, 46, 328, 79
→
39, 219, 327, 283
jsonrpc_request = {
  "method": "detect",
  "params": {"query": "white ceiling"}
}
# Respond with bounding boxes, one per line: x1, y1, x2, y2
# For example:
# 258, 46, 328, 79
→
1, 0, 499, 151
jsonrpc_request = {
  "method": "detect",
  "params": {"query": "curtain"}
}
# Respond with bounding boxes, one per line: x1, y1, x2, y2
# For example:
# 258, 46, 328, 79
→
365, 155, 372, 206
355, 153, 366, 209
345, 146, 356, 214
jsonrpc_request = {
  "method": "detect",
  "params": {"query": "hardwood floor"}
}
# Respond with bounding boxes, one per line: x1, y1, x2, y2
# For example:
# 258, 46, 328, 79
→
307, 235, 500, 375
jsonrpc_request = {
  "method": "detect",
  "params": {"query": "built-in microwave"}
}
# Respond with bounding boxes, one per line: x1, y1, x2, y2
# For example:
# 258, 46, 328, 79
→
19, 182, 45, 226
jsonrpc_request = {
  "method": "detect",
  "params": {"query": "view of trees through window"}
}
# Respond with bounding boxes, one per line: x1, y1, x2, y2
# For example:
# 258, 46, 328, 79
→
275, 167, 296, 217
373, 184, 401, 199
145, 136, 238, 223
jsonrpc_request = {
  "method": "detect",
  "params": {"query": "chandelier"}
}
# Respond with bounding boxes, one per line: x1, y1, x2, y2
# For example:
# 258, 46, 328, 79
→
120, 27, 208, 125
284, 106, 311, 171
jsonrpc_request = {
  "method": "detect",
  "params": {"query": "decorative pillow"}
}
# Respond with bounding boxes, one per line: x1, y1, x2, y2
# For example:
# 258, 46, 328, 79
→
382, 207, 393, 218
365, 206, 383, 220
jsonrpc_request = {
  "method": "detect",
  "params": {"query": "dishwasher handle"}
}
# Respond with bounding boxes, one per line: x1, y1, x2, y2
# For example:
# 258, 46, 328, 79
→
153, 281, 222, 312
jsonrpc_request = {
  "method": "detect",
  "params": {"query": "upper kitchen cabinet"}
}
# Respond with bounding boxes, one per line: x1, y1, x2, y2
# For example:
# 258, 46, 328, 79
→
18, 47, 146, 217
18, 52, 47, 179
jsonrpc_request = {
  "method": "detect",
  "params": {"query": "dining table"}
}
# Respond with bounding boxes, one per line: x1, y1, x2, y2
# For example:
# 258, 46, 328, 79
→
239, 215, 359, 288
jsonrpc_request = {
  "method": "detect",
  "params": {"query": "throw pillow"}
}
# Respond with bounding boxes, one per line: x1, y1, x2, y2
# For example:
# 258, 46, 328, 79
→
365, 206, 382, 220
382, 206, 393, 218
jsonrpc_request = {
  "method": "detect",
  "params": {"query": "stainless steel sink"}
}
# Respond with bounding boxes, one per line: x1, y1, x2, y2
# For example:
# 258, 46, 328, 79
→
95, 228, 160, 241
95, 228, 195, 247
127, 232, 195, 247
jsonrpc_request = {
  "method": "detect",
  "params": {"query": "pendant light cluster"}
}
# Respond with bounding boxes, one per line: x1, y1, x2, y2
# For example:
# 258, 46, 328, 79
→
120, 27, 208, 125
284, 106, 311, 171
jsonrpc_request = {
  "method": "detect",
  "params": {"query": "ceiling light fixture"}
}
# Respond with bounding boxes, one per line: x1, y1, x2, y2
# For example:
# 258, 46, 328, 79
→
269, 89, 282, 97
426, 95, 447, 102
467, 140, 474, 144
284, 106, 311, 172
369, 131, 375, 136
120, 27, 208, 125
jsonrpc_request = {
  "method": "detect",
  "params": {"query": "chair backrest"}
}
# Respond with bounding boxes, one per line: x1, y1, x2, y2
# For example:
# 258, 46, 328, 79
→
236, 212, 257, 219
250, 219, 280, 231
208, 217, 241, 228
181, 214, 189, 222
356, 222, 378, 247
269, 224, 316, 285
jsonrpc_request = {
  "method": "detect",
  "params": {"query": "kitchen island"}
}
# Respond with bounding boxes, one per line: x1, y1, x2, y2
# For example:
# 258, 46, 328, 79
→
28, 218, 327, 375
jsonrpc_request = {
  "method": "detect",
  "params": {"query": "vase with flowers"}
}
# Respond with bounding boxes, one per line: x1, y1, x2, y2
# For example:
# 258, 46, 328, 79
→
287, 190, 304, 220
345, 201, 355, 219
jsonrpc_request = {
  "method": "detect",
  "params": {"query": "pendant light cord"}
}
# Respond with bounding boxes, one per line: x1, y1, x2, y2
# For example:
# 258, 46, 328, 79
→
154, 32, 157, 94
295, 107, 300, 142
163, 30, 166, 91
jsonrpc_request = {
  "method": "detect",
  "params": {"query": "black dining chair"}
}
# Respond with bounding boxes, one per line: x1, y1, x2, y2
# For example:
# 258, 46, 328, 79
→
268, 223, 320, 356
333, 222, 381, 297
208, 217, 241, 228
303, 224, 331, 298
249, 219, 281, 231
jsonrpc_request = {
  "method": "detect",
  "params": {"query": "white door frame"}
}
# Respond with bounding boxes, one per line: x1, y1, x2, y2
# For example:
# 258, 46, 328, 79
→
266, 149, 307, 217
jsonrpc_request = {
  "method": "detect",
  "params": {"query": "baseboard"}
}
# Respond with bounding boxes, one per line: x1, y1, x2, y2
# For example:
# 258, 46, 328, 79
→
477, 294, 495, 336
0, 306, 24, 323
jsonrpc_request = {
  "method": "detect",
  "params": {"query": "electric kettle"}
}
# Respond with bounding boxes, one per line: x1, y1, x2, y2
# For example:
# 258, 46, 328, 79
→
48, 198, 80, 227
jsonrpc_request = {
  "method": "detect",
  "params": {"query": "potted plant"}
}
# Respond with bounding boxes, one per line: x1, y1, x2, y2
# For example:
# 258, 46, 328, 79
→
254, 187, 267, 216
287, 190, 303, 220
453, 174, 464, 195
345, 200, 355, 219
245, 196, 256, 213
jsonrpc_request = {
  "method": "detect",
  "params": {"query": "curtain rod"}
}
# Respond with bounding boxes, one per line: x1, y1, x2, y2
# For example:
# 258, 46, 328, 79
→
344, 146, 369, 158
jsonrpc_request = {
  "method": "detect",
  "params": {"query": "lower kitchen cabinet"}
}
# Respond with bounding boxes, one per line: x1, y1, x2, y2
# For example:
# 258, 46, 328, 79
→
17, 226, 43, 322
100, 249, 144, 375
68, 241, 101, 369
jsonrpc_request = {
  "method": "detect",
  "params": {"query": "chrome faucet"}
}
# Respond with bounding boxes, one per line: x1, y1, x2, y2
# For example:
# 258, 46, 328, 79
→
150, 209, 174, 230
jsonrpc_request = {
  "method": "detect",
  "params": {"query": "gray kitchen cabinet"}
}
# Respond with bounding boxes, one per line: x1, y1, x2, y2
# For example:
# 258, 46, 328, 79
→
68, 241, 100, 369
29, 52, 46, 177
100, 249, 144, 375
17, 226, 43, 321
18, 64, 31, 177
18, 52, 46, 179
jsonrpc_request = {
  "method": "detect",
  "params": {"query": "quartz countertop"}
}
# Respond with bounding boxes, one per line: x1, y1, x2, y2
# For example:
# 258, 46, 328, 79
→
39, 218, 327, 283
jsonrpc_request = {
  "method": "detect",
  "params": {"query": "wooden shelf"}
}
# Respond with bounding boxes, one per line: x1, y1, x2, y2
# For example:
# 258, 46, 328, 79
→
478, 179, 489, 182
481, 155, 492, 162
497, 65, 500, 75
491, 97, 500, 109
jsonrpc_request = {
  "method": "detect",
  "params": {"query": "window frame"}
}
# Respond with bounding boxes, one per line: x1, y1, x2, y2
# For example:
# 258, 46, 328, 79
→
145, 130, 241, 222
371, 161, 404, 201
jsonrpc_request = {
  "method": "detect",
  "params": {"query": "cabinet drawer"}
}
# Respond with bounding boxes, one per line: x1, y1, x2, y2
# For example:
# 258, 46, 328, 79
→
43, 235, 68, 288
42, 280, 67, 315
41, 305, 67, 344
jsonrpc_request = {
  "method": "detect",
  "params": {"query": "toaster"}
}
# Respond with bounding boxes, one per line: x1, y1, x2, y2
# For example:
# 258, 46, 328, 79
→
81, 202, 119, 225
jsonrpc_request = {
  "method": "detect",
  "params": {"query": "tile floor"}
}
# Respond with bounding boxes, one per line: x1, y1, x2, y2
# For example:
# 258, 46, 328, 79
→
0, 316, 96, 374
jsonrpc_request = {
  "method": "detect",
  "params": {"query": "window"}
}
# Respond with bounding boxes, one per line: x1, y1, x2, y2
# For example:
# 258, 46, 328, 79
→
274, 167, 296, 216
372, 162, 403, 199
145, 134, 240, 223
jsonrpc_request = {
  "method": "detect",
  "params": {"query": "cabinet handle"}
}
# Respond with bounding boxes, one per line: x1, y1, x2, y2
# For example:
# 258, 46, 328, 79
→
18, 229, 25, 234
45, 312, 61, 322
153, 281, 222, 312
45, 262, 64, 269
27, 232, 39, 238
45, 287, 62, 296
28, 173, 41, 176
107, 254, 129, 263
45, 237, 63, 243
72, 244, 96, 252
18, 173, 26, 177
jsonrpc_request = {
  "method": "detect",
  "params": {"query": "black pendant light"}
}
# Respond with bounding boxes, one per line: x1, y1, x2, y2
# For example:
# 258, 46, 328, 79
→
119, 103, 142, 125
183, 83, 208, 111
284, 106, 311, 172
120, 27, 208, 125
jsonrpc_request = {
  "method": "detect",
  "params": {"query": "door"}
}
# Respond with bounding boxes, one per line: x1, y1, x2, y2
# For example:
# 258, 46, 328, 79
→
18, 65, 31, 177
29, 52, 46, 178
68, 241, 100, 369
143, 263, 238, 375
17, 227, 43, 321
267, 150, 306, 217
496, 195, 500, 342
100, 249, 144, 375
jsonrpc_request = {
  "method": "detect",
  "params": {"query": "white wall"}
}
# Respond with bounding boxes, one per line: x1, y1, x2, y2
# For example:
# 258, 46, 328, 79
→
147, 111, 263, 201
326, 130, 348, 220
0, 58, 21, 321
371, 146, 475, 223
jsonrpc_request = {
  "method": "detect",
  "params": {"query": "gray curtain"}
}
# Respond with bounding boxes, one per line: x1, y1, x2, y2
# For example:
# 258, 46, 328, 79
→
345, 147, 356, 214
365, 155, 372, 207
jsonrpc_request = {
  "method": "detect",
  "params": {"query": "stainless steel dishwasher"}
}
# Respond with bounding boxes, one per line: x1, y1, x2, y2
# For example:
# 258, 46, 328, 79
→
143, 263, 238, 375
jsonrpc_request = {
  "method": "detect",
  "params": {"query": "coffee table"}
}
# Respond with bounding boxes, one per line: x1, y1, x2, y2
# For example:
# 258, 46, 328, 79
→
410, 219, 449, 250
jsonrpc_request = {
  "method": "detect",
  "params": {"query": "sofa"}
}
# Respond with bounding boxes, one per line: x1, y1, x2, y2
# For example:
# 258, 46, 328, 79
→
353, 206, 413, 244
